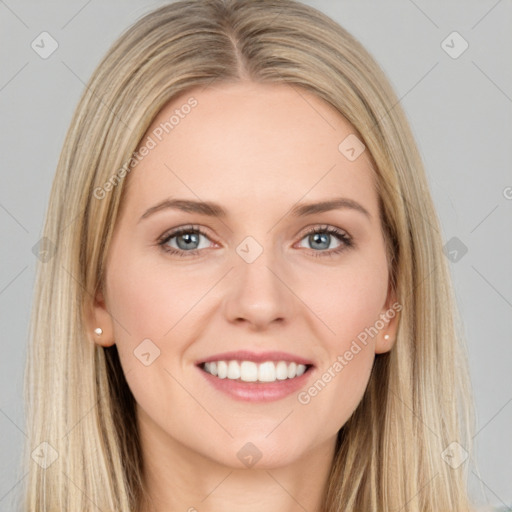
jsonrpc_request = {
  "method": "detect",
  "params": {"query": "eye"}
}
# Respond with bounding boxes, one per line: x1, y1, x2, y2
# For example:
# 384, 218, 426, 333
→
157, 224, 354, 258
296, 225, 353, 257
158, 225, 214, 257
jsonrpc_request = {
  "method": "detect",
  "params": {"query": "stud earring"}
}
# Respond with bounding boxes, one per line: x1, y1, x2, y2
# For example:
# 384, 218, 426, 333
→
94, 327, 103, 336
384, 334, 390, 340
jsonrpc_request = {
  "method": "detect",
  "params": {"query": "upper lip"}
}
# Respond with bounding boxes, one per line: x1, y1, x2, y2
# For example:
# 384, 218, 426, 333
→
197, 350, 314, 366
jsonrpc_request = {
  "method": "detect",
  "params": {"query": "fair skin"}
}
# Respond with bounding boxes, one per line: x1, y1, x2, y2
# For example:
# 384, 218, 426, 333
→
90, 81, 399, 512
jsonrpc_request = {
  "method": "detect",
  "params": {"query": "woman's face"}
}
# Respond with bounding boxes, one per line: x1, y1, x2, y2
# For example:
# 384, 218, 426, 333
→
93, 81, 398, 469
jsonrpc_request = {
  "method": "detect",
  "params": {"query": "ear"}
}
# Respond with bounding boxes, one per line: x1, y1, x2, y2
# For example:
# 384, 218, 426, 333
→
85, 286, 116, 347
374, 282, 401, 355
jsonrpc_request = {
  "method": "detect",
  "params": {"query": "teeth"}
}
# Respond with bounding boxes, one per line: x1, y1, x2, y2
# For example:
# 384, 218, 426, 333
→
287, 362, 297, 378
227, 360, 241, 379
240, 361, 258, 382
258, 361, 275, 382
217, 361, 227, 379
202, 360, 308, 382
275, 361, 288, 380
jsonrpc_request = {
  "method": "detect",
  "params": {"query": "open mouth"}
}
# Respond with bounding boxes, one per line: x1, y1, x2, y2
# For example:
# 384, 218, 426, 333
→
199, 360, 314, 383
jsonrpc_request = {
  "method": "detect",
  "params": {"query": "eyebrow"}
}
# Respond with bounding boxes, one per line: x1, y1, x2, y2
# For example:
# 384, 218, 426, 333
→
138, 197, 372, 222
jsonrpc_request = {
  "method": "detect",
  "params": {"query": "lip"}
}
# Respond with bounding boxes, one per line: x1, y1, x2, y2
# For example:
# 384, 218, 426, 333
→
196, 350, 314, 366
197, 363, 314, 402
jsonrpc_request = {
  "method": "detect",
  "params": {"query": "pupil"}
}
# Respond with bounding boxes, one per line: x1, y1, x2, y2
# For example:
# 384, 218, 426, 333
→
311, 233, 329, 250
178, 232, 199, 250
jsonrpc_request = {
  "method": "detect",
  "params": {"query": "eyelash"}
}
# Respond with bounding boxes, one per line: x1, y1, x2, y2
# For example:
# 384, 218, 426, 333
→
157, 224, 354, 258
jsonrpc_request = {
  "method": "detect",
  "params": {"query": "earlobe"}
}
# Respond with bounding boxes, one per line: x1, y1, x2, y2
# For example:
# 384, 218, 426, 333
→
374, 287, 401, 354
375, 332, 396, 354
375, 320, 399, 354
86, 288, 116, 347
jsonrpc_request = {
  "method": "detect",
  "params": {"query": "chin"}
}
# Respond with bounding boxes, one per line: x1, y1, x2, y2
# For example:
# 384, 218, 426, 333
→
209, 433, 313, 470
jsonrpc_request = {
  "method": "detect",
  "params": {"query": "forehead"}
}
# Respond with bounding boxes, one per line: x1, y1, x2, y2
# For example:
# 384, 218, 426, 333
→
123, 81, 378, 219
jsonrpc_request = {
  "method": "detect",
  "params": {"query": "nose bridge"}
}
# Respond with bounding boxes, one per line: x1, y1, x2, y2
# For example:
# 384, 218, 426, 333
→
223, 236, 292, 328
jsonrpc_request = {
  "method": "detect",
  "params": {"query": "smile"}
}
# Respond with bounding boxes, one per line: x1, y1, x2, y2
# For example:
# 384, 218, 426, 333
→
201, 360, 309, 383
196, 350, 315, 401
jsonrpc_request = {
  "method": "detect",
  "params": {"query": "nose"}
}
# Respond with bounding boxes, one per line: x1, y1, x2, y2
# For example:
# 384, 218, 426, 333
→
222, 249, 295, 331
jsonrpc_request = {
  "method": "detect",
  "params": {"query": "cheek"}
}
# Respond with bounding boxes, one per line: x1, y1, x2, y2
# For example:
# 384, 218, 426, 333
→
106, 253, 209, 343
303, 255, 389, 352
295, 256, 387, 426
104, 253, 199, 424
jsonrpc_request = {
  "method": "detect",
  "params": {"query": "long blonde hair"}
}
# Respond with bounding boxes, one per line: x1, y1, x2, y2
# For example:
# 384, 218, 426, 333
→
18, 0, 475, 510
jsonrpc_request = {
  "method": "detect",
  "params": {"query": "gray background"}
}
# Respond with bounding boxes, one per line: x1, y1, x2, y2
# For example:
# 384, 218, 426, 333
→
1, 0, 511, 510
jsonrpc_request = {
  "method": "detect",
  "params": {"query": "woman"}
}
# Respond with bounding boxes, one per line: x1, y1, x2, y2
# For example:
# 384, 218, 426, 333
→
20, 0, 476, 510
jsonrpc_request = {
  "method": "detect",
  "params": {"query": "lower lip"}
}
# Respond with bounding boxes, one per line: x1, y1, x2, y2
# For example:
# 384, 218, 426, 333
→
197, 365, 314, 402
